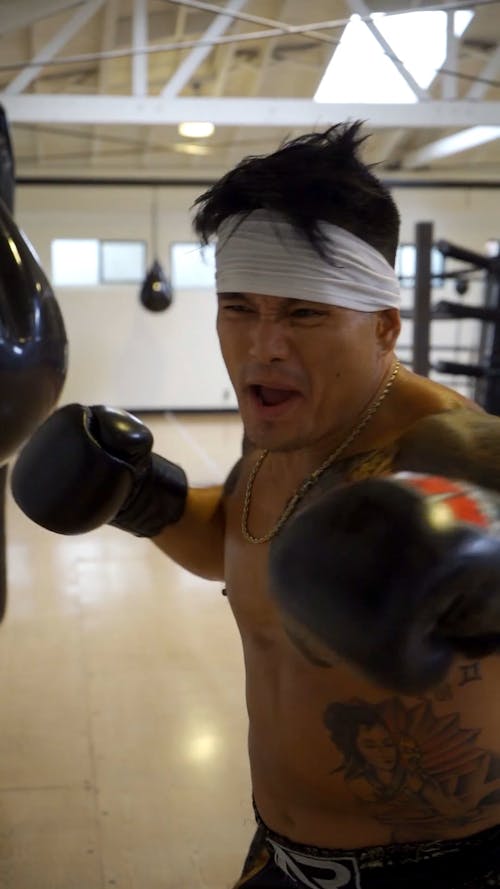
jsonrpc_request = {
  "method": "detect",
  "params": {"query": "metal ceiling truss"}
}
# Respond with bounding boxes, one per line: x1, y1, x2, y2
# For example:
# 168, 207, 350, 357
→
2, 94, 499, 129
0, 0, 499, 166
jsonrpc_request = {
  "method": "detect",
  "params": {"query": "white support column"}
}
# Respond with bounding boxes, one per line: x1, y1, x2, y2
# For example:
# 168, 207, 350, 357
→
141, 4, 188, 165
161, 0, 247, 97
4, 0, 106, 95
347, 0, 428, 101
442, 11, 458, 100
91, 0, 119, 163
132, 0, 148, 97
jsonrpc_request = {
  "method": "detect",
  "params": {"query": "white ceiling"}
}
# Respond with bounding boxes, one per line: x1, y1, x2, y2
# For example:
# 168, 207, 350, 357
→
0, 0, 499, 181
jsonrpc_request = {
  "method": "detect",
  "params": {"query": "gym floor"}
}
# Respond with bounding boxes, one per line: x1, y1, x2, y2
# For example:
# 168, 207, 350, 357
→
1, 412, 253, 889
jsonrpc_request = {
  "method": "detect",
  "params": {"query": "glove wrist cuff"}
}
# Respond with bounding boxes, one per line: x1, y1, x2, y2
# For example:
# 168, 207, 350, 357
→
110, 454, 187, 537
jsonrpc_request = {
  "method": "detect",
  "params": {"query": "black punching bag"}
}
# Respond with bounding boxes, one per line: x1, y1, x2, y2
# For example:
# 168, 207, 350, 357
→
0, 105, 68, 620
140, 259, 173, 312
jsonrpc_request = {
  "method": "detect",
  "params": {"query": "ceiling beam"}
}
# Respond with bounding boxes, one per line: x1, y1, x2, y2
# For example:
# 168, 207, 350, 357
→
2, 94, 500, 128
161, 0, 247, 98
402, 126, 500, 167
166, 0, 337, 48
0, 0, 83, 35
4, 0, 106, 94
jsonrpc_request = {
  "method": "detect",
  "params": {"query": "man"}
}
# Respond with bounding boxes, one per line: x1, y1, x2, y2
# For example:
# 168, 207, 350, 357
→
11, 123, 500, 887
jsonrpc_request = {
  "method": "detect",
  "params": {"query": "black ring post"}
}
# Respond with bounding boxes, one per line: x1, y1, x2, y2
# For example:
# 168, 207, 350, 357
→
483, 262, 500, 415
412, 221, 433, 377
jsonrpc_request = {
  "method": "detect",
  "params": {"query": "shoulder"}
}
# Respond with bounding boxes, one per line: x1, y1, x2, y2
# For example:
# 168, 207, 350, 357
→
393, 406, 500, 489
365, 367, 500, 488
388, 366, 482, 462
390, 366, 480, 427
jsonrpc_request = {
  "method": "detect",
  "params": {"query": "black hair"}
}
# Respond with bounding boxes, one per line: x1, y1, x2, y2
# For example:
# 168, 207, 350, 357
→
193, 122, 400, 267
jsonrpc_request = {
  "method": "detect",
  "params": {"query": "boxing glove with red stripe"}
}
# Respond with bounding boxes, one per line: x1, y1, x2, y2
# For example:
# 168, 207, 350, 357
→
269, 474, 500, 694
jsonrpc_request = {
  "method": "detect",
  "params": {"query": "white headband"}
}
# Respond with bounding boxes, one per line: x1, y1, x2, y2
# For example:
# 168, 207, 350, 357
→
215, 209, 400, 312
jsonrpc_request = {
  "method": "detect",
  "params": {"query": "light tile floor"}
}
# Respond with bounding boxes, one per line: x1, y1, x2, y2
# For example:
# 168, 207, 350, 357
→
1, 412, 255, 889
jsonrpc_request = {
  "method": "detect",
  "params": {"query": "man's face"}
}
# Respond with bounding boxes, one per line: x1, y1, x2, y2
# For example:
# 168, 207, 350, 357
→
216, 292, 399, 453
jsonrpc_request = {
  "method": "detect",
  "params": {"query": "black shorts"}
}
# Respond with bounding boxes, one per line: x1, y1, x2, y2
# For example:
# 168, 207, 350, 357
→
232, 805, 500, 888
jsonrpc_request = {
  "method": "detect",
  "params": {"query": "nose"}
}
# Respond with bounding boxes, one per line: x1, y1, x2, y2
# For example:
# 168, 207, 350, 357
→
248, 318, 290, 363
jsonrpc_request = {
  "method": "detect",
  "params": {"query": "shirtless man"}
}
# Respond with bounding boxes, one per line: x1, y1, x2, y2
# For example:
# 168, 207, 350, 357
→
11, 123, 500, 888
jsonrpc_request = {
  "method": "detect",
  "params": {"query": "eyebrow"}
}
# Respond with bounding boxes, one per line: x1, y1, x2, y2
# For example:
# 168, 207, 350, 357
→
217, 293, 306, 308
217, 292, 246, 300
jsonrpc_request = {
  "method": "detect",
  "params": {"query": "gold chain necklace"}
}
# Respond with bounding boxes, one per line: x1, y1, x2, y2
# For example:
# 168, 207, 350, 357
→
241, 360, 400, 544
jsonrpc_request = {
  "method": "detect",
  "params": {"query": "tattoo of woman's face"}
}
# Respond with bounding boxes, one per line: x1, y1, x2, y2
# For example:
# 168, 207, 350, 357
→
323, 696, 500, 841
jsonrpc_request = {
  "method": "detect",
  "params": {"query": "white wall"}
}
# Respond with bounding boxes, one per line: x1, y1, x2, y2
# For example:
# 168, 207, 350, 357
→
16, 184, 237, 411
15, 182, 500, 410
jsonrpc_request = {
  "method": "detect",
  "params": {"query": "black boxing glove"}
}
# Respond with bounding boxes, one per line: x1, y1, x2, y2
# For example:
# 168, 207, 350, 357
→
268, 474, 500, 694
10, 403, 187, 536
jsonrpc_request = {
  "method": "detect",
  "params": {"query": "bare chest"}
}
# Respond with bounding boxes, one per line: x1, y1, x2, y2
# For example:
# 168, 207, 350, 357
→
223, 446, 396, 642
223, 450, 500, 844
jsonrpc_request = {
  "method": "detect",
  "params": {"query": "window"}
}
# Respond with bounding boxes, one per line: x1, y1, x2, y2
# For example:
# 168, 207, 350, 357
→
171, 242, 215, 289
51, 238, 99, 286
396, 243, 445, 288
101, 240, 146, 283
51, 238, 146, 286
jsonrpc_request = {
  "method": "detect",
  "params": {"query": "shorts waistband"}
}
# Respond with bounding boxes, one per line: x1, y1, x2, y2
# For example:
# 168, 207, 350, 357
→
252, 799, 500, 871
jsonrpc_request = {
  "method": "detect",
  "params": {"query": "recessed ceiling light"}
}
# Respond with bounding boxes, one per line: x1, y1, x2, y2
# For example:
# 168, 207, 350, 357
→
178, 122, 215, 139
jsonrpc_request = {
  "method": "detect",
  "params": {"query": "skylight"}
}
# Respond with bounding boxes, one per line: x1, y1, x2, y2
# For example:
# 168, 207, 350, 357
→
314, 10, 474, 104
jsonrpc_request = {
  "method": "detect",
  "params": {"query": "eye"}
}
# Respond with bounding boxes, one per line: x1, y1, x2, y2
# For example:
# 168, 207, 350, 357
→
222, 303, 253, 314
291, 307, 326, 319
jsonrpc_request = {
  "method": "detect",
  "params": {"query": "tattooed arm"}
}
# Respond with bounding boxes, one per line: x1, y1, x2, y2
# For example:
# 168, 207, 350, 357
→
394, 408, 500, 491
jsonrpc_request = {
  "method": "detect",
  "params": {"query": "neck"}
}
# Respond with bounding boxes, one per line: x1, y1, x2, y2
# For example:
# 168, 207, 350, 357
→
241, 358, 400, 544
265, 355, 398, 476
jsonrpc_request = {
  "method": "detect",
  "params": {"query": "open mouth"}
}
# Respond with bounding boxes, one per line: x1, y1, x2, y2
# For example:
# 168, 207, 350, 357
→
246, 384, 303, 420
250, 385, 299, 407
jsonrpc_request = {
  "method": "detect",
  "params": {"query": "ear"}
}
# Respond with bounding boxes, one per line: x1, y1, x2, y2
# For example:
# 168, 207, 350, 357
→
376, 309, 400, 353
